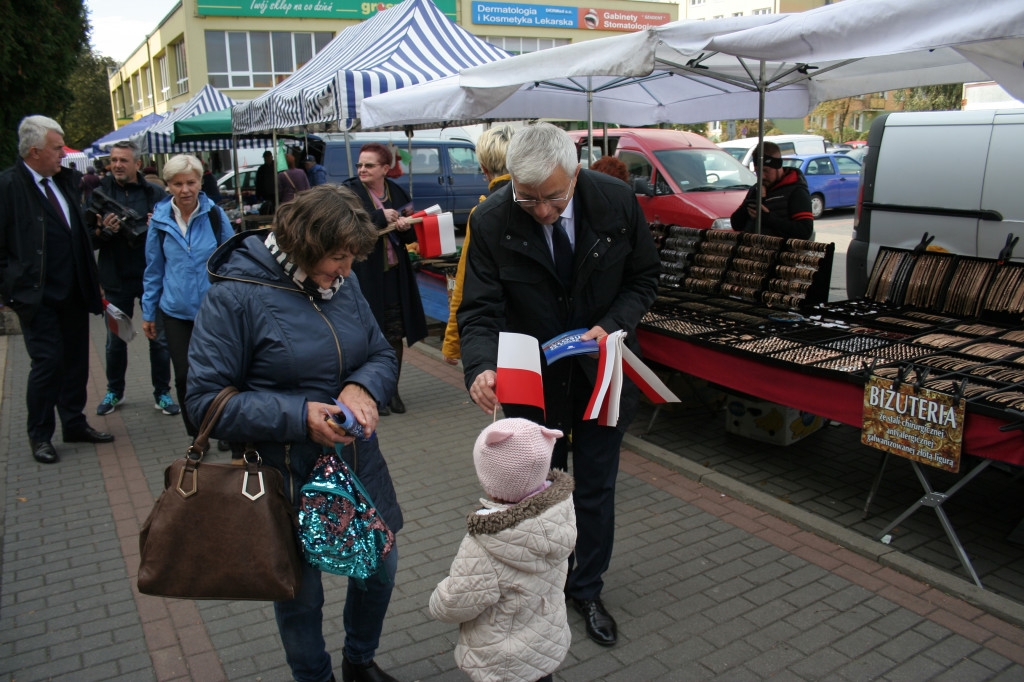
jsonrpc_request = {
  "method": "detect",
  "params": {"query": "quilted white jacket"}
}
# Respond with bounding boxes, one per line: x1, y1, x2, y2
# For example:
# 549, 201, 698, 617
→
430, 470, 576, 682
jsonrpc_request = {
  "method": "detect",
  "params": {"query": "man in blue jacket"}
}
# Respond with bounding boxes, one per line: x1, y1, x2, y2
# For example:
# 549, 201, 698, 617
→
0, 115, 114, 464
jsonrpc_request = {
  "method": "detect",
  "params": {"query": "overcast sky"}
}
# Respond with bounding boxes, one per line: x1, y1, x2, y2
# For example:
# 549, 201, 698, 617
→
86, 0, 179, 62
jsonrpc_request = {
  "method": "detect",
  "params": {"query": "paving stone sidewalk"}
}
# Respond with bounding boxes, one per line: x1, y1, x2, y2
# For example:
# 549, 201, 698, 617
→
1, 314, 1023, 681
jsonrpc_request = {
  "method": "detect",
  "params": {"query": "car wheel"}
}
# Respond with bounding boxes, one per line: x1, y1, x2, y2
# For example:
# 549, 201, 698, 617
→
811, 194, 824, 219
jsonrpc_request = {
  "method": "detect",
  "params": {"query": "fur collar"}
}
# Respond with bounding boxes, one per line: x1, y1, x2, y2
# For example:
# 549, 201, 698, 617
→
467, 469, 574, 536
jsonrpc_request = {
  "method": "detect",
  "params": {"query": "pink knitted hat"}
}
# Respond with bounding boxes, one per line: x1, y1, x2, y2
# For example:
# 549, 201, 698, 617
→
473, 418, 563, 503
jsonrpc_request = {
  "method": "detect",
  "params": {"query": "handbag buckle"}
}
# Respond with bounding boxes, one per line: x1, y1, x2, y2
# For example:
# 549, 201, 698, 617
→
242, 450, 265, 501
176, 461, 199, 498
242, 471, 266, 501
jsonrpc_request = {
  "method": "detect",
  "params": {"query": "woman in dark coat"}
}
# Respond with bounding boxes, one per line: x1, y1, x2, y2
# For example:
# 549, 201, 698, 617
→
186, 185, 402, 682
342, 142, 427, 416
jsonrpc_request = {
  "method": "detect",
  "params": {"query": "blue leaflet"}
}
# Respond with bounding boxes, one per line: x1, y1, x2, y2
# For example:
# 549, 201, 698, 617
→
542, 328, 599, 365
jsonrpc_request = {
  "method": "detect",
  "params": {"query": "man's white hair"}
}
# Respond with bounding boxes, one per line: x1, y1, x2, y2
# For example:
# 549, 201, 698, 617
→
506, 122, 577, 186
18, 115, 64, 159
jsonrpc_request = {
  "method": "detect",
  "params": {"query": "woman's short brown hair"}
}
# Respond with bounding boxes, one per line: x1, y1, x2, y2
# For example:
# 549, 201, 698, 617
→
358, 142, 392, 167
273, 185, 377, 272
590, 156, 629, 184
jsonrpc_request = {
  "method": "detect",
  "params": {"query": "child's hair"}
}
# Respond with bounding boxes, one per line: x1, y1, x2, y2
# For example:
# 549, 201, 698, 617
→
473, 418, 562, 503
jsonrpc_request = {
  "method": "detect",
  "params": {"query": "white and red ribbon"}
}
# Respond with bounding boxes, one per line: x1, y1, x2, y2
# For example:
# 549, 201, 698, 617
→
584, 330, 678, 426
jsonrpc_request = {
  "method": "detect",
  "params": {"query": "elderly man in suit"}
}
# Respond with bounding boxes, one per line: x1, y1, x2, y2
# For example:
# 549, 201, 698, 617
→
458, 122, 660, 647
0, 115, 114, 464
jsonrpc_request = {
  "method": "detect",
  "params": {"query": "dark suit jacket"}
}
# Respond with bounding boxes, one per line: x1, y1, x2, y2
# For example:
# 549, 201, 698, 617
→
457, 169, 660, 432
0, 162, 103, 322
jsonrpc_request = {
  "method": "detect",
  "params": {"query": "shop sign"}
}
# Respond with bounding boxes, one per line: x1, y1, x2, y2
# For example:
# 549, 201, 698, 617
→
197, 0, 456, 20
861, 376, 965, 473
471, 2, 671, 31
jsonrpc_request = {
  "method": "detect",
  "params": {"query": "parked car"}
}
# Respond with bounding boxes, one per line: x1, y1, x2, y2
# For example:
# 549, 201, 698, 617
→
781, 153, 863, 218
719, 134, 827, 169
844, 146, 868, 165
570, 128, 756, 229
217, 165, 259, 204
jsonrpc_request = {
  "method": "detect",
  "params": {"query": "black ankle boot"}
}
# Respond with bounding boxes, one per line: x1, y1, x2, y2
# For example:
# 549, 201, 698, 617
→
341, 656, 398, 682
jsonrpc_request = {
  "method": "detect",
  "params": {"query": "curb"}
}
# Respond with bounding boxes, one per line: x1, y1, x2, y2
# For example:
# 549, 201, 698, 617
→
623, 431, 1024, 628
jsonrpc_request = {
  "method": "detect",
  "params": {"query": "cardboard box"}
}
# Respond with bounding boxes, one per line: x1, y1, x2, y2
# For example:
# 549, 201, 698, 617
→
724, 395, 824, 445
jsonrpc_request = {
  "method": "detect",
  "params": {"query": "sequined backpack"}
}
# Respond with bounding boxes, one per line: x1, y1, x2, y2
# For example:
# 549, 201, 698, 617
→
298, 446, 394, 582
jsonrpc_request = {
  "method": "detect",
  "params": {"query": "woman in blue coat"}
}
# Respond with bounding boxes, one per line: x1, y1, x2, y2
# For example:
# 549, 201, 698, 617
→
186, 185, 402, 682
142, 154, 233, 437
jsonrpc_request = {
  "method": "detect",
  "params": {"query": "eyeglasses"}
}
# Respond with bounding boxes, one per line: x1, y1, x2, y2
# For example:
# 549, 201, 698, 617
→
758, 156, 784, 170
355, 163, 380, 169
511, 176, 576, 208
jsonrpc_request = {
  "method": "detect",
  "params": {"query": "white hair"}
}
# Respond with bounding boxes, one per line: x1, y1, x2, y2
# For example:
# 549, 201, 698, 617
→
162, 154, 203, 182
18, 115, 64, 158
505, 122, 577, 186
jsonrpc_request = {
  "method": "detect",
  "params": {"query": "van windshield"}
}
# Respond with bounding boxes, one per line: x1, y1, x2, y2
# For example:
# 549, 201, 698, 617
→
654, 149, 756, 192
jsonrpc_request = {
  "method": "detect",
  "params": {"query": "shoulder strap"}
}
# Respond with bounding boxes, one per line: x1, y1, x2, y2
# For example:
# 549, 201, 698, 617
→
189, 386, 239, 457
283, 171, 296, 189
208, 207, 223, 246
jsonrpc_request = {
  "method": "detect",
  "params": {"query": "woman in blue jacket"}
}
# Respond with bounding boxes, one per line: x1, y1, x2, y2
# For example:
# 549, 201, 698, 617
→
142, 154, 233, 437
186, 185, 402, 682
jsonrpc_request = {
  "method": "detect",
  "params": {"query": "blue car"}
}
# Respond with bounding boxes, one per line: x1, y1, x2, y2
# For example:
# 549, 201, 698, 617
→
782, 153, 863, 218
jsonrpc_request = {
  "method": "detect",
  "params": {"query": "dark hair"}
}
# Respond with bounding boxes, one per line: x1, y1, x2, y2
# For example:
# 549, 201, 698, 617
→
590, 156, 629, 184
358, 142, 392, 167
143, 166, 158, 175
273, 185, 377, 272
757, 141, 782, 158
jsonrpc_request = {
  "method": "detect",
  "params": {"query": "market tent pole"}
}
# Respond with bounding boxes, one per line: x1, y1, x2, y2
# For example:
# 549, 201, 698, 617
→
232, 134, 243, 214
405, 126, 414, 200
586, 76, 594, 164
755, 59, 766, 235
344, 130, 353, 178
273, 130, 279, 209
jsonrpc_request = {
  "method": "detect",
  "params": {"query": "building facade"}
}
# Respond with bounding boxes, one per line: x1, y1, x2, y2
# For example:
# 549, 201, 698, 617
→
107, 0, 677, 128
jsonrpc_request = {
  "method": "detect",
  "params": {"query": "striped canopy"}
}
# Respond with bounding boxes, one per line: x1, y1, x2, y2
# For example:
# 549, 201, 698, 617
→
133, 85, 265, 154
92, 113, 166, 152
231, 0, 508, 134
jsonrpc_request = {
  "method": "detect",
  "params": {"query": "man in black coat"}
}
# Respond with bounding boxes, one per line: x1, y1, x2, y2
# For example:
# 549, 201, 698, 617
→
0, 115, 114, 464
86, 140, 177, 418
730, 141, 814, 239
458, 122, 660, 647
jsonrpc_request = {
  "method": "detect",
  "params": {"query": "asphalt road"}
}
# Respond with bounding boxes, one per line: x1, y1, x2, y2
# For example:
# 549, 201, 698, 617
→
814, 207, 856, 301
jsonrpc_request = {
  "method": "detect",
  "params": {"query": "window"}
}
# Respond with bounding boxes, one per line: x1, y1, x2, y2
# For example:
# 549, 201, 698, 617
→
485, 36, 568, 55
133, 72, 144, 109
205, 30, 333, 89
732, 11, 744, 16
808, 158, 836, 175
753, 8, 771, 15
835, 156, 862, 175
141, 66, 153, 107
173, 41, 189, 95
690, 0, 705, 5
449, 146, 480, 175
157, 55, 170, 101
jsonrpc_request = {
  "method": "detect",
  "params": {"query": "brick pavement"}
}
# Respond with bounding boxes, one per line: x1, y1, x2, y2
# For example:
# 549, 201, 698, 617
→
1, 315, 1024, 681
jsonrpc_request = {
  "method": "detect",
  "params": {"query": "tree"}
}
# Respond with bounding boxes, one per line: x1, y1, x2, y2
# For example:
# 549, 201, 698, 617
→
0, 0, 89, 163
894, 84, 963, 112
59, 50, 118, 151
808, 98, 854, 142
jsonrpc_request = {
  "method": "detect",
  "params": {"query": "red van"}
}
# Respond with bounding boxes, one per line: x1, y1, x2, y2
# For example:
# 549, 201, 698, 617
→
569, 128, 756, 229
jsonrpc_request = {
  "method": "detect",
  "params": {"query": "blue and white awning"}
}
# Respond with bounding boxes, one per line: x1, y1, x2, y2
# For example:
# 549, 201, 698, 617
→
232, 0, 508, 134
133, 85, 266, 154
92, 113, 166, 152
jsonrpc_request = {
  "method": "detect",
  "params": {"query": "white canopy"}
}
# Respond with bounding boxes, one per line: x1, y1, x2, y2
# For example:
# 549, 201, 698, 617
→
363, 0, 1024, 130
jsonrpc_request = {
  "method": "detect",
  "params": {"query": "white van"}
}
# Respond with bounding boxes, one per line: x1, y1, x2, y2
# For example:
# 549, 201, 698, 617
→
846, 109, 1024, 298
719, 134, 827, 168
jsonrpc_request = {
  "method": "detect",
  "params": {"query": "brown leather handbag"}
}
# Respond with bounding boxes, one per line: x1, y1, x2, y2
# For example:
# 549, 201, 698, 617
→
137, 387, 303, 601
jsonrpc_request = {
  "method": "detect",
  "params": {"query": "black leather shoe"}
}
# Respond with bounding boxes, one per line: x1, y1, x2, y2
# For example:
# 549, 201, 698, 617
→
571, 597, 617, 646
31, 440, 59, 464
378, 401, 391, 417
389, 393, 406, 414
62, 425, 115, 444
341, 656, 398, 682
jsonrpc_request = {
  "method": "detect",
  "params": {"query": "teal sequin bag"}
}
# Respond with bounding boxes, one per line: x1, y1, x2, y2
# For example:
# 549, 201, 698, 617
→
298, 445, 394, 582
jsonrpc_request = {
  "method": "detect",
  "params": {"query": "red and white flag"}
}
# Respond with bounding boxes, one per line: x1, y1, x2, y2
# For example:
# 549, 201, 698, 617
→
496, 332, 545, 412
414, 212, 457, 258
409, 204, 442, 219
585, 330, 678, 426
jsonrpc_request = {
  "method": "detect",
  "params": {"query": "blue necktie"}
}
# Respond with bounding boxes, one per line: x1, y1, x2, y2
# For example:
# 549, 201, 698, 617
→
551, 217, 573, 289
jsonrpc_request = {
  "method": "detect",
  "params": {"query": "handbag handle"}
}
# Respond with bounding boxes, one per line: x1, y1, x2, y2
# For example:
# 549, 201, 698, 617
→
189, 386, 240, 458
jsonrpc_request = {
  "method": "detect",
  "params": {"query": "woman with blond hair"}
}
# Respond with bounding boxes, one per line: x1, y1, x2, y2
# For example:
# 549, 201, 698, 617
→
441, 125, 515, 365
142, 154, 234, 437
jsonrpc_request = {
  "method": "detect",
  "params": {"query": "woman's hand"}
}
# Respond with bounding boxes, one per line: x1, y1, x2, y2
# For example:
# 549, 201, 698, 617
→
394, 215, 411, 232
307, 400, 355, 447
142, 320, 157, 340
339, 383, 379, 438
382, 208, 401, 224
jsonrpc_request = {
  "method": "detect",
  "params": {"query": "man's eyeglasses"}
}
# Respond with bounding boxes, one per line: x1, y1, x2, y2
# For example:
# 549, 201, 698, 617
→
758, 156, 784, 170
511, 176, 575, 208
355, 163, 380, 169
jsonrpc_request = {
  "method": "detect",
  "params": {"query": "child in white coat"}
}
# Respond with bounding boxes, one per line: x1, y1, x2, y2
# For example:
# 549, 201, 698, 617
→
430, 418, 577, 682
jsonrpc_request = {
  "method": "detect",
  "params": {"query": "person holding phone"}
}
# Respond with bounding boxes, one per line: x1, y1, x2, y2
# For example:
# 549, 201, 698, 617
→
185, 185, 403, 682
730, 141, 814, 239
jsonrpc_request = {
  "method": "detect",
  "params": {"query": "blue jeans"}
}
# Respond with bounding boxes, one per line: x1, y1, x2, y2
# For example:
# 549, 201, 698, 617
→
274, 545, 399, 682
104, 287, 171, 401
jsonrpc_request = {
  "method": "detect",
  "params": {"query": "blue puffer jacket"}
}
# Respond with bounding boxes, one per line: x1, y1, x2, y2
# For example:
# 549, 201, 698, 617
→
142, 193, 233, 322
185, 231, 403, 532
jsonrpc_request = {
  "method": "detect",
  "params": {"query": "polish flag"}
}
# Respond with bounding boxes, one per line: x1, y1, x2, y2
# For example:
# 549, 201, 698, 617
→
414, 212, 457, 258
409, 204, 442, 219
496, 332, 545, 412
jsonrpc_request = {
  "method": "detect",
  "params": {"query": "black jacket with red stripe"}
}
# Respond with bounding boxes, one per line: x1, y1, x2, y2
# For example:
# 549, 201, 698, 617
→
730, 167, 813, 240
